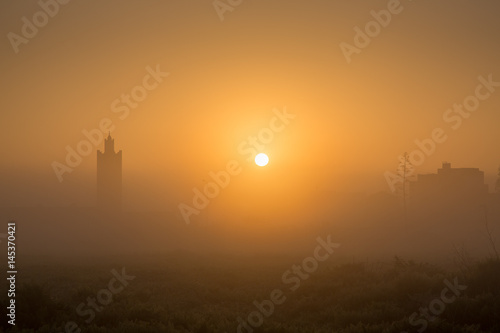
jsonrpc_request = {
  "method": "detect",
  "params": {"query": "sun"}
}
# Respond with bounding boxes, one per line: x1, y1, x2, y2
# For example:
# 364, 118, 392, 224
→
255, 153, 269, 167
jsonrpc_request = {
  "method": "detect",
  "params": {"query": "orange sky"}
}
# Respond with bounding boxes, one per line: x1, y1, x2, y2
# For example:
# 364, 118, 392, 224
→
1, 0, 500, 224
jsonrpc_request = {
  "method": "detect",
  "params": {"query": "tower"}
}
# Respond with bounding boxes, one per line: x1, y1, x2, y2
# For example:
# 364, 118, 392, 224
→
97, 133, 122, 210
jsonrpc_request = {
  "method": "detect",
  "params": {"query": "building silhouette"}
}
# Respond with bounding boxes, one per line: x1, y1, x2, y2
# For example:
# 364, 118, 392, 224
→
410, 162, 488, 209
97, 133, 122, 210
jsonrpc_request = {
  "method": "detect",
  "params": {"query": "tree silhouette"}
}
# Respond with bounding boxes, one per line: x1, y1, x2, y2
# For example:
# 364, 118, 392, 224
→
396, 152, 414, 221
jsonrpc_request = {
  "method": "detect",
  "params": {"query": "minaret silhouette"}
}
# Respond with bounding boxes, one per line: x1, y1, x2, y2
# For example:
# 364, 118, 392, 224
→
97, 133, 122, 211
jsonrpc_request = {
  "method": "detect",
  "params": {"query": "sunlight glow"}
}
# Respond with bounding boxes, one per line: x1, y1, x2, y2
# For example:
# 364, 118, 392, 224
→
255, 153, 269, 167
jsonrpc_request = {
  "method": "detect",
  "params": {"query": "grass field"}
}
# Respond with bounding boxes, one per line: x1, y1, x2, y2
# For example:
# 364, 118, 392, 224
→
1, 253, 499, 333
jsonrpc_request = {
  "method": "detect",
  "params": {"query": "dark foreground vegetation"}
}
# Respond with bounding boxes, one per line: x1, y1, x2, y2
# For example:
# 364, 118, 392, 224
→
1, 254, 499, 333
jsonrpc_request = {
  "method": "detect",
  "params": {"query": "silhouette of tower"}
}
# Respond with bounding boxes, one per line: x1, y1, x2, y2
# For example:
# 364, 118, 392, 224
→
97, 133, 122, 210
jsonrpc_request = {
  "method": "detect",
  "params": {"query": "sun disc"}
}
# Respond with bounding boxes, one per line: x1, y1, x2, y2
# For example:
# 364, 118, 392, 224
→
255, 153, 269, 167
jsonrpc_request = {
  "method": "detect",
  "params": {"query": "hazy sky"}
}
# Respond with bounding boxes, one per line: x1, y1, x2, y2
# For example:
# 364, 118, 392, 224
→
1, 0, 500, 219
